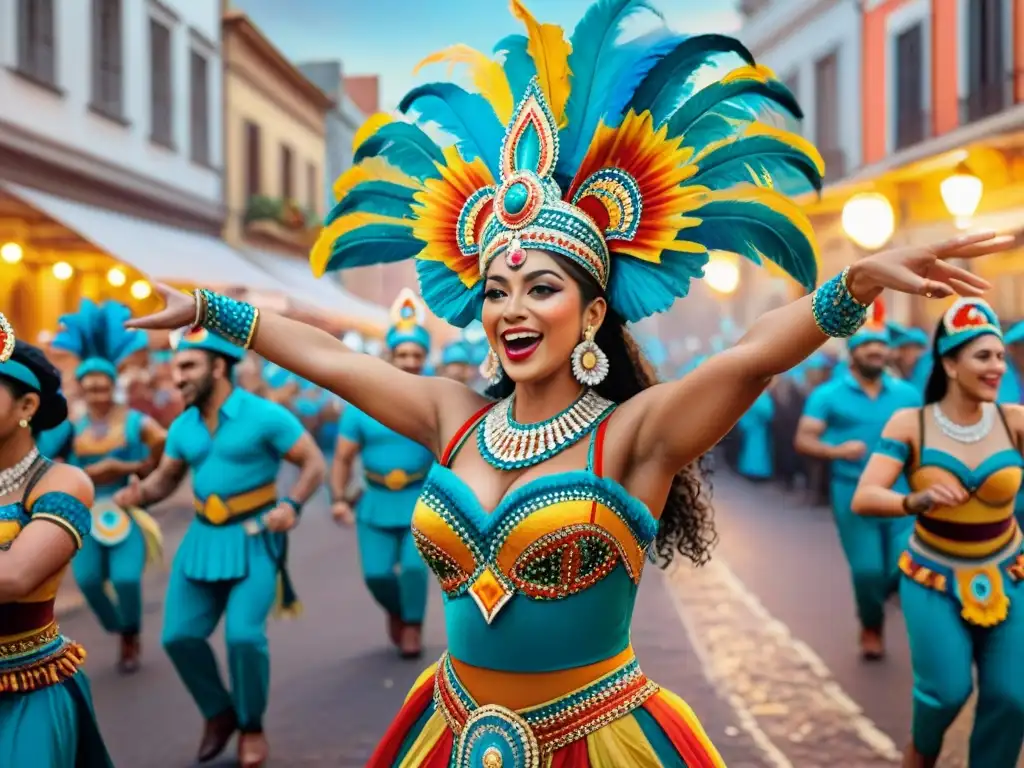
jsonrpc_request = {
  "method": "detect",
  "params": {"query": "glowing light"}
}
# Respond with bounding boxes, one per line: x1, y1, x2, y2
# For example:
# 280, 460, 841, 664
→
130, 280, 152, 300
107, 267, 127, 286
704, 252, 740, 295
841, 192, 895, 250
0, 243, 23, 264
52, 262, 73, 280
940, 166, 983, 226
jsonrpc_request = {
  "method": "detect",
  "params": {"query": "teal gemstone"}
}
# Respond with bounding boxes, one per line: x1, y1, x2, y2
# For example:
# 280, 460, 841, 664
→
503, 182, 529, 215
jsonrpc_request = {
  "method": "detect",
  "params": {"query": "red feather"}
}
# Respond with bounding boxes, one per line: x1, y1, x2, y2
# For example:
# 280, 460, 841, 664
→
865, 297, 885, 329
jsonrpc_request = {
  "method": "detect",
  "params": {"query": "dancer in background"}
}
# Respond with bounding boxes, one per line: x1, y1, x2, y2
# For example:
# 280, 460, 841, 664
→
51, 299, 166, 674
330, 290, 434, 659
888, 321, 929, 383
113, 329, 325, 768
0, 314, 113, 766
438, 338, 477, 386
853, 298, 1024, 768
736, 384, 775, 481
795, 301, 922, 658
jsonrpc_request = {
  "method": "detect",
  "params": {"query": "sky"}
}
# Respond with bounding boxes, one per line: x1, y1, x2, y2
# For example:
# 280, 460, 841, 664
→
231, 0, 743, 110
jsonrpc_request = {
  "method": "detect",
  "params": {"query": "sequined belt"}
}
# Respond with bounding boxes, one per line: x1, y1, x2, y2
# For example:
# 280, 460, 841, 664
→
900, 528, 1024, 628
0, 621, 86, 695
193, 483, 278, 526
364, 467, 429, 491
434, 652, 659, 767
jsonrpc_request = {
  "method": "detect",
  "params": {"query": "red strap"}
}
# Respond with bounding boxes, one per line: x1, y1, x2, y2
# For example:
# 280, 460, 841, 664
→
441, 402, 496, 467
593, 416, 611, 478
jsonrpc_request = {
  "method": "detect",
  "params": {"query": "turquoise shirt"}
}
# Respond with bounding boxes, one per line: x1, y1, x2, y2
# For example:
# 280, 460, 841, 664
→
803, 372, 921, 486
338, 406, 434, 529
737, 391, 774, 480
68, 409, 149, 497
165, 388, 304, 581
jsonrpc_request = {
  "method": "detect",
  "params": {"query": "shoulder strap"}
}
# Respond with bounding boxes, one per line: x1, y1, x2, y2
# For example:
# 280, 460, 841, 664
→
21, 458, 53, 509
441, 402, 496, 467
587, 411, 615, 477
918, 406, 926, 449
994, 404, 1019, 451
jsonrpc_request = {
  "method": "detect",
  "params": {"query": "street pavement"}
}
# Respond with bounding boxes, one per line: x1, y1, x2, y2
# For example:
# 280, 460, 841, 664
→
56, 470, 1019, 766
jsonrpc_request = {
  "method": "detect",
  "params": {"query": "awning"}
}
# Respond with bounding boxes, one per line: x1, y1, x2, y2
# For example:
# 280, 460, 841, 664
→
242, 247, 388, 325
2, 182, 282, 291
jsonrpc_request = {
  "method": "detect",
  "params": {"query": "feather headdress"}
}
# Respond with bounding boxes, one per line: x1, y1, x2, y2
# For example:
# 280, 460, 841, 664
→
311, 0, 823, 327
51, 299, 149, 379
386, 288, 431, 351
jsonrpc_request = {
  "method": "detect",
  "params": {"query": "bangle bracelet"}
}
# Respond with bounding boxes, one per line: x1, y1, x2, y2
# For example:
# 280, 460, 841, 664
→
811, 266, 869, 339
190, 289, 206, 330
197, 289, 260, 349
280, 496, 303, 515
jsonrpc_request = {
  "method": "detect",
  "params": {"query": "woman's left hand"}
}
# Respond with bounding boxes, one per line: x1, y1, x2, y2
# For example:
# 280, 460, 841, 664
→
846, 231, 1016, 304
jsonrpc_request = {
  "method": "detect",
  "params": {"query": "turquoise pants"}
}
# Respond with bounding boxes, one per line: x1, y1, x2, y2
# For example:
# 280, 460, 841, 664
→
357, 522, 427, 624
72, 524, 146, 634
831, 480, 913, 630
161, 544, 278, 732
902, 576, 1024, 763
0, 674, 113, 767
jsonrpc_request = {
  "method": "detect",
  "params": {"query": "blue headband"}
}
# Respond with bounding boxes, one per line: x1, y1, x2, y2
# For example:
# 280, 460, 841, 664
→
937, 299, 1002, 355
75, 357, 118, 381
847, 326, 891, 351
386, 325, 431, 353
442, 341, 472, 366
174, 329, 246, 361
0, 360, 41, 391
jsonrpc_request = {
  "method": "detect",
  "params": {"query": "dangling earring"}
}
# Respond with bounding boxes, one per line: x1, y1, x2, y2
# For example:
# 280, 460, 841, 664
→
481, 347, 504, 385
572, 325, 609, 387
18, 419, 28, 429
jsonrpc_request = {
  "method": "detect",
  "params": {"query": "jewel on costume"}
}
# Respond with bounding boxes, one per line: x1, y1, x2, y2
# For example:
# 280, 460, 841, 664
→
0, 312, 14, 363
505, 237, 526, 270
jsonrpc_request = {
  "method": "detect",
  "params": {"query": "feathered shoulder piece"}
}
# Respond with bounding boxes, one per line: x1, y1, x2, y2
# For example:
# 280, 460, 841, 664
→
51, 299, 148, 365
312, 0, 823, 327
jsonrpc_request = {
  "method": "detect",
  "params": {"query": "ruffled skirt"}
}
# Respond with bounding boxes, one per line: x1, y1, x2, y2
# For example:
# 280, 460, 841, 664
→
368, 655, 725, 767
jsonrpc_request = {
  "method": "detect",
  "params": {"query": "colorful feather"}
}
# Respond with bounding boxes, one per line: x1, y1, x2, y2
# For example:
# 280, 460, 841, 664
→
311, 213, 421, 277
509, 0, 573, 128
352, 113, 395, 153
353, 122, 446, 180
414, 44, 514, 124
666, 75, 802, 142
326, 181, 419, 223
52, 299, 148, 365
332, 158, 421, 203
493, 34, 537, 103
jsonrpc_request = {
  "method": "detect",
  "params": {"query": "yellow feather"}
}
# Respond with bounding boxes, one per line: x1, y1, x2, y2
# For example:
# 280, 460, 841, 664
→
309, 212, 413, 278
509, 0, 572, 127
719, 65, 772, 86
415, 44, 514, 124
352, 113, 394, 154
332, 158, 421, 202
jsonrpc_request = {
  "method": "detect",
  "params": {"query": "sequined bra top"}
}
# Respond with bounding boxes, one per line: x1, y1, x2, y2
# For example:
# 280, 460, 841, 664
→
411, 404, 658, 673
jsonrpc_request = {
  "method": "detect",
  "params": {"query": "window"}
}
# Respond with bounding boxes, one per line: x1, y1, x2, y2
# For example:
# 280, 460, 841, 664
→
16, 0, 56, 86
965, 0, 1007, 121
190, 50, 210, 164
91, 0, 124, 119
149, 19, 173, 146
281, 145, 294, 201
306, 162, 318, 212
813, 52, 845, 177
894, 23, 926, 150
245, 122, 262, 199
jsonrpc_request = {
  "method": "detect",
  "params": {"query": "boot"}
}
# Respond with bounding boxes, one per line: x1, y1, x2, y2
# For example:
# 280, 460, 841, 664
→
387, 612, 402, 646
238, 731, 269, 768
902, 742, 938, 768
859, 627, 884, 660
399, 623, 423, 660
118, 633, 141, 675
196, 708, 237, 763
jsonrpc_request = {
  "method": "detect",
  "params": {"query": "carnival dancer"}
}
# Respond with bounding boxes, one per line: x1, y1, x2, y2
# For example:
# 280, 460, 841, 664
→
124, 0, 1011, 761
853, 298, 1024, 768
50, 299, 167, 673
888, 321, 930, 382
331, 289, 434, 659
112, 328, 325, 767
0, 313, 113, 766
439, 339, 477, 386
795, 301, 921, 658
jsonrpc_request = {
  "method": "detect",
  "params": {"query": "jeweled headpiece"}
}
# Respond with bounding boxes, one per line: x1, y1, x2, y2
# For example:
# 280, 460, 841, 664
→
0, 312, 14, 364
311, 0, 824, 327
848, 298, 890, 350
51, 299, 149, 380
938, 297, 1001, 355
386, 288, 431, 352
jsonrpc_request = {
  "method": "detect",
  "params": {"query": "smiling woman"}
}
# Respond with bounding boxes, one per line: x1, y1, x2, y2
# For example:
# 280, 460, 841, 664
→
125, 0, 1012, 765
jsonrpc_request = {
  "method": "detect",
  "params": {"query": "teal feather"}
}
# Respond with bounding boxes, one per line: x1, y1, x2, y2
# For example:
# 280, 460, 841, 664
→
493, 34, 536, 103
683, 97, 797, 154
399, 83, 504, 176
666, 79, 802, 141
325, 182, 417, 224
627, 34, 755, 127
416, 260, 482, 328
324, 224, 425, 273
608, 250, 709, 324
353, 122, 445, 180
560, 0, 662, 179
676, 197, 818, 290
600, 30, 688, 128
692, 134, 823, 198
52, 299, 148, 365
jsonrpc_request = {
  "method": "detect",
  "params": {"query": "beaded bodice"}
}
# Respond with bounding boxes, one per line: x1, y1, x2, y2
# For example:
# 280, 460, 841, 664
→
411, 410, 659, 673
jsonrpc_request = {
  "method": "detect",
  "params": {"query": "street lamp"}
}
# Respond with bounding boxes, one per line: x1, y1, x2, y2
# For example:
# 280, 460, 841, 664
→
940, 163, 983, 228
704, 252, 740, 295
52, 262, 73, 280
0, 243, 23, 264
842, 192, 895, 250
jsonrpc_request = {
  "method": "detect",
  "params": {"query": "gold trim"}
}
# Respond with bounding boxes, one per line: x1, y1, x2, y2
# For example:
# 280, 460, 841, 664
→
364, 468, 428, 491
194, 482, 277, 525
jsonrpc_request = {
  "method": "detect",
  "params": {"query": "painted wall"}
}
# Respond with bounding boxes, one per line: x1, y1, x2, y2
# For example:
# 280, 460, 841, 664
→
0, 0, 224, 210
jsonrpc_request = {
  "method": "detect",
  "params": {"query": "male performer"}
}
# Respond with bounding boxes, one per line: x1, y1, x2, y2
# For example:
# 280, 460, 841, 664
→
795, 302, 920, 659
438, 339, 477, 386
330, 289, 434, 659
114, 329, 325, 767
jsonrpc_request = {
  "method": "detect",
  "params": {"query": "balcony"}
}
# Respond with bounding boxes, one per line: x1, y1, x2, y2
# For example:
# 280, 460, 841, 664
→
960, 72, 1015, 125
243, 196, 319, 253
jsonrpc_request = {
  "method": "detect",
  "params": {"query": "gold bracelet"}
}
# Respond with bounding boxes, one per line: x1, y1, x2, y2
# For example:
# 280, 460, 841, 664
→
191, 289, 207, 329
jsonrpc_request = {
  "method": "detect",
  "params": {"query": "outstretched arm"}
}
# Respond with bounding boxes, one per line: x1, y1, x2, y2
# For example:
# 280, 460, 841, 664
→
622, 232, 1006, 470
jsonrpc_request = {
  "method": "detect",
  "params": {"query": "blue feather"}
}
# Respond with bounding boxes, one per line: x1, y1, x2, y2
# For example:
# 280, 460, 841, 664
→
692, 134, 823, 197
599, 30, 688, 127
416, 260, 482, 328
326, 182, 417, 224
560, 0, 662, 179
627, 34, 756, 127
324, 224, 425, 273
52, 299, 147, 365
493, 34, 536, 103
399, 83, 504, 176
667, 79, 802, 141
682, 97, 799, 153
353, 123, 445, 180
676, 197, 818, 290
608, 251, 709, 324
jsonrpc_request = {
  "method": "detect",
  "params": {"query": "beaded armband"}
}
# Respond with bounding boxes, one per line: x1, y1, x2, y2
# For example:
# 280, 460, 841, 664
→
811, 267, 869, 338
196, 289, 260, 349
29, 491, 91, 549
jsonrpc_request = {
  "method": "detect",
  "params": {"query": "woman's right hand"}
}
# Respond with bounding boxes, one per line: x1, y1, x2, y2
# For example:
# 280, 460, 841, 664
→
124, 284, 197, 330
905, 484, 968, 514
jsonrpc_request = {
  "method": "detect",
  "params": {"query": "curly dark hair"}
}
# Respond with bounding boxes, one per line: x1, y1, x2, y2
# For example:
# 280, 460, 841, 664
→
485, 256, 717, 567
